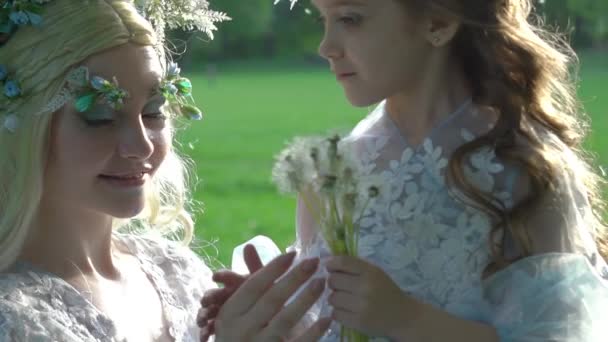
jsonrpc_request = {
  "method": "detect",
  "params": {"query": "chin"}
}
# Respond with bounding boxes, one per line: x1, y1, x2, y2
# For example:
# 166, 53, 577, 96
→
344, 90, 384, 108
104, 202, 147, 219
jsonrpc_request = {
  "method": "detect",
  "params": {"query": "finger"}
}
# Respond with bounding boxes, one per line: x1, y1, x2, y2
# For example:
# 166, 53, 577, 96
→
331, 309, 364, 332
244, 244, 264, 273
197, 307, 207, 327
327, 272, 358, 293
212, 270, 248, 287
292, 317, 332, 342
264, 277, 325, 339
247, 258, 320, 330
199, 326, 211, 342
199, 319, 215, 342
222, 251, 297, 317
197, 304, 220, 326
207, 319, 216, 336
328, 291, 361, 313
324, 256, 364, 275
201, 287, 237, 307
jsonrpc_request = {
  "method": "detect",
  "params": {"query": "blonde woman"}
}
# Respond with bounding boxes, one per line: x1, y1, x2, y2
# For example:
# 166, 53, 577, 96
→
0, 1, 330, 341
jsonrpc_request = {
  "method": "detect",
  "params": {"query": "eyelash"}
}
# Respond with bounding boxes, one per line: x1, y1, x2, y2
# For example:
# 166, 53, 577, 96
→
338, 14, 362, 26
318, 13, 363, 27
143, 112, 167, 120
82, 111, 166, 127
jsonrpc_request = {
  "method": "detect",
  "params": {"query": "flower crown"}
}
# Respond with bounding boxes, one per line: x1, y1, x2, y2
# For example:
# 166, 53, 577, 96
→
1, 0, 229, 46
1, 61, 202, 132
0, 0, 52, 45
0, 0, 229, 132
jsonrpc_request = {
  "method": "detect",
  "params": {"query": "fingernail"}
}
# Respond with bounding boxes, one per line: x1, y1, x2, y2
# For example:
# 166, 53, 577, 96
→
282, 251, 297, 265
302, 258, 319, 272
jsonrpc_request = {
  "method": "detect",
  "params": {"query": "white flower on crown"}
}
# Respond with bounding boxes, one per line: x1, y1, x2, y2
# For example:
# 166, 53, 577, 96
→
133, 0, 230, 41
273, 0, 298, 9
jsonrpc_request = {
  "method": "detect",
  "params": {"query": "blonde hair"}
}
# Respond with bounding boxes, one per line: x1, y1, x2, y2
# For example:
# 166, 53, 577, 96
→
0, 0, 195, 270
404, 0, 607, 273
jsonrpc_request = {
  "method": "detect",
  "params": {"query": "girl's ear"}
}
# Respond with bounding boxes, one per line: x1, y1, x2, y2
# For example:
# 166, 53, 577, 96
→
423, 12, 461, 47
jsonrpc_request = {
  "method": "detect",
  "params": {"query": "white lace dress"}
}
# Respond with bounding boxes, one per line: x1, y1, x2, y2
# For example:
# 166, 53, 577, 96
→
283, 101, 608, 341
0, 233, 215, 342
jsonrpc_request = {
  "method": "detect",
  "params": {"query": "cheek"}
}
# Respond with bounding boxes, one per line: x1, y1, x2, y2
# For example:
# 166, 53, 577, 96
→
48, 114, 111, 176
370, 35, 429, 85
149, 128, 170, 169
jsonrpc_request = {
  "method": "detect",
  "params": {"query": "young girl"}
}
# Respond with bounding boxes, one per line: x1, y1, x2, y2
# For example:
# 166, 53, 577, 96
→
0, 1, 327, 340
202, 0, 608, 340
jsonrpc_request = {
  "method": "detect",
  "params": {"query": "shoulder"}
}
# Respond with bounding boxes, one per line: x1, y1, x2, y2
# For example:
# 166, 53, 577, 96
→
0, 267, 58, 305
114, 232, 216, 290
116, 232, 212, 270
0, 270, 73, 341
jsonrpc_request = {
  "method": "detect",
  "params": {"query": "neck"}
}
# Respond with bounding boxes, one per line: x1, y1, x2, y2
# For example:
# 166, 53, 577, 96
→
385, 52, 472, 145
19, 198, 120, 281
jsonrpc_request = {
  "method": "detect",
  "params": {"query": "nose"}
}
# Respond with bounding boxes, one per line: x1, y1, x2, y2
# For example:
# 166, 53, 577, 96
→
118, 117, 154, 160
318, 29, 343, 61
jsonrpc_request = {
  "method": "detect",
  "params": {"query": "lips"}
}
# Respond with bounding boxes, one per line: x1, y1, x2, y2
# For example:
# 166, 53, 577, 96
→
98, 170, 151, 188
100, 172, 146, 180
335, 72, 357, 81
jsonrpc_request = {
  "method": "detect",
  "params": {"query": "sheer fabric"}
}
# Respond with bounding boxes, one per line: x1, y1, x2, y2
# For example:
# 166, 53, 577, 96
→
241, 101, 608, 341
0, 233, 215, 342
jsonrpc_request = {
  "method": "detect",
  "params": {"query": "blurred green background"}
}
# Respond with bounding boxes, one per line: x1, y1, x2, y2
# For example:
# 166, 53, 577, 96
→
173, 1, 608, 267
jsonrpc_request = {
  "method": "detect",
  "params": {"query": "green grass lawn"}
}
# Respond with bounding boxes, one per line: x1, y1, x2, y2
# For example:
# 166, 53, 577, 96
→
580, 51, 608, 167
179, 52, 608, 268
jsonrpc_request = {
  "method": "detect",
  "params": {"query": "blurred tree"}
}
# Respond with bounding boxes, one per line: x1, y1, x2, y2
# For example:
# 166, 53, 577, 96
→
270, 1, 323, 58
540, 0, 608, 47
216, 0, 274, 55
175, 0, 607, 64
173, 0, 274, 64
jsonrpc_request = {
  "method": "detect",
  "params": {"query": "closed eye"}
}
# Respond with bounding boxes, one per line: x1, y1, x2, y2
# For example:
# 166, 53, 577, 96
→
83, 118, 115, 127
80, 105, 116, 127
337, 14, 362, 26
143, 112, 167, 120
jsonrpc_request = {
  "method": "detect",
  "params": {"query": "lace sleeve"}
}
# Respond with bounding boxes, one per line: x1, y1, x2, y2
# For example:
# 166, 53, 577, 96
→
284, 192, 333, 330
483, 254, 608, 341
501, 145, 607, 272
0, 308, 22, 342
484, 140, 608, 341
0, 297, 84, 342
290, 190, 322, 254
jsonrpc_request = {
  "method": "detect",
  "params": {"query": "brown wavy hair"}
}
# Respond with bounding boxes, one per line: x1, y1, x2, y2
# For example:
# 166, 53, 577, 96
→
404, 0, 607, 274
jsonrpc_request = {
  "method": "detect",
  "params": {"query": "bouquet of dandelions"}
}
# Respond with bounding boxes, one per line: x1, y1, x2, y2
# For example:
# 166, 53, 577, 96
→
272, 134, 380, 342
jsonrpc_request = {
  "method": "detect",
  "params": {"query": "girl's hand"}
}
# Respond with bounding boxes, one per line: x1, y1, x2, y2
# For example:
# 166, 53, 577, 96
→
198, 244, 264, 341
325, 256, 424, 340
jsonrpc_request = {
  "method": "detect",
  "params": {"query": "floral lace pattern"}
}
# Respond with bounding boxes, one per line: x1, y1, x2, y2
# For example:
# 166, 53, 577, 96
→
0, 233, 215, 342
294, 101, 608, 341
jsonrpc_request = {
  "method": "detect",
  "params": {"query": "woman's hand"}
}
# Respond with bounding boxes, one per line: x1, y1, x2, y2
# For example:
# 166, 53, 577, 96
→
199, 247, 331, 341
325, 256, 424, 340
